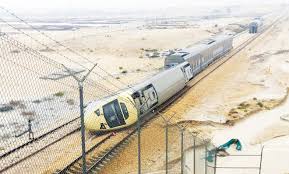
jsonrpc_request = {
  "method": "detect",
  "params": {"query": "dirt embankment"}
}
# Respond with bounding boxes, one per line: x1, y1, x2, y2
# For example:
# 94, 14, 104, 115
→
226, 87, 289, 124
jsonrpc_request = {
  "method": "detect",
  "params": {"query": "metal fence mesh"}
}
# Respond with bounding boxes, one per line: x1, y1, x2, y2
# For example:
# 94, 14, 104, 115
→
0, 8, 272, 174
0, 15, 125, 172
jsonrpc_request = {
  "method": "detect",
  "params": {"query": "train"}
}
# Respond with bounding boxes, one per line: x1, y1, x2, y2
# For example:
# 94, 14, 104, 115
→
84, 34, 233, 132
164, 34, 233, 69
249, 18, 263, 34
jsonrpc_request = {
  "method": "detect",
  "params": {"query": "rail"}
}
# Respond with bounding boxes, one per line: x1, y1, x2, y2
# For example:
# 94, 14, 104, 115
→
3, 13, 286, 174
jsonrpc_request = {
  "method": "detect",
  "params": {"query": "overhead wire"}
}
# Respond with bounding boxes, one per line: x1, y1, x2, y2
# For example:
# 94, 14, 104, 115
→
0, 33, 116, 98
0, 17, 123, 93
0, 7, 133, 91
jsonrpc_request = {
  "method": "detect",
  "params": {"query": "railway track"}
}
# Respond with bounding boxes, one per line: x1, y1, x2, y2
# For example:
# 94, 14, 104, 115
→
1, 13, 285, 174
54, 14, 286, 174
56, 13, 283, 174
0, 117, 81, 173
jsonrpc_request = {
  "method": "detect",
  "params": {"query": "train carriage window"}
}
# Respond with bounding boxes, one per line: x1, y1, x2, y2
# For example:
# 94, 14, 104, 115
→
150, 91, 156, 99
120, 102, 129, 119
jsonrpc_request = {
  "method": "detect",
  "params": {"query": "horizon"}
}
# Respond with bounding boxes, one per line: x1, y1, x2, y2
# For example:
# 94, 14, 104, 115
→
0, 0, 287, 19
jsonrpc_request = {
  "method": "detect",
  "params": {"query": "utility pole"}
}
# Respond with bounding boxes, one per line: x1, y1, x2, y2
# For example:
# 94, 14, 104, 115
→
137, 109, 141, 174
62, 63, 97, 174
42, 63, 97, 174
159, 112, 176, 174
137, 98, 151, 174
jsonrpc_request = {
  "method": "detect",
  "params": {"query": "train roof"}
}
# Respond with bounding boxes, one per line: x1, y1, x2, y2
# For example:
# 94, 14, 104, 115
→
128, 61, 189, 93
85, 88, 128, 113
166, 34, 232, 61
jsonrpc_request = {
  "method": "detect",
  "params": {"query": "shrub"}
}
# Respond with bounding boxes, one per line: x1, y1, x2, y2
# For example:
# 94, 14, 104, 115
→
21, 111, 36, 117
32, 100, 42, 104
11, 50, 20, 54
18, 104, 27, 109
121, 70, 128, 74
9, 100, 22, 106
54, 91, 65, 97
257, 102, 264, 107
66, 99, 75, 105
238, 102, 250, 109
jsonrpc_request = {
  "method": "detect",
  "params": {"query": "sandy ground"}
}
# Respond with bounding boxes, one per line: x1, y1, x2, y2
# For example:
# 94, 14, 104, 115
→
0, 13, 253, 159
99, 10, 289, 174
0, 6, 286, 174
0, 12, 253, 173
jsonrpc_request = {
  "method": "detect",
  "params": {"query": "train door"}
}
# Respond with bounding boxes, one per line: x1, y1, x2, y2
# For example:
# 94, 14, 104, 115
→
142, 84, 158, 109
132, 84, 158, 115
132, 92, 143, 114
182, 64, 193, 81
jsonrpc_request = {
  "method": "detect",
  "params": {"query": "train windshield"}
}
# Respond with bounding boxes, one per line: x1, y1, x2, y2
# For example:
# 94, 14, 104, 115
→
103, 100, 126, 128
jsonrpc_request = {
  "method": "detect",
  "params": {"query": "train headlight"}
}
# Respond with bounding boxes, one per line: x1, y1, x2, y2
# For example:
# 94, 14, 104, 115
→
94, 109, 100, 116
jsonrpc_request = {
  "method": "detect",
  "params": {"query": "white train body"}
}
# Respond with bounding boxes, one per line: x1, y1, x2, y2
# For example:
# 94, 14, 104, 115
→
164, 34, 233, 70
84, 62, 192, 131
84, 34, 233, 132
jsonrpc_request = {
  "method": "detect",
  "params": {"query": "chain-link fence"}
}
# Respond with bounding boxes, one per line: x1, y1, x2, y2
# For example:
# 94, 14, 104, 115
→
0, 9, 129, 173
1, 7, 288, 174
101, 112, 220, 174
112, 112, 270, 174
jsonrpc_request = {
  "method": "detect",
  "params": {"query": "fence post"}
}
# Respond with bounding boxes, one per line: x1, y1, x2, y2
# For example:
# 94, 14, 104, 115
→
79, 83, 87, 174
137, 113, 141, 174
165, 123, 168, 174
259, 146, 265, 174
181, 130, 184, 174
205, 143, 208, 174
193, 137, 196, 174
214, 149, 217, 174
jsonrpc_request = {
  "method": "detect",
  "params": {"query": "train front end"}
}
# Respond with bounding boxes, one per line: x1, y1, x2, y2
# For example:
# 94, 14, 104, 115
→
84, 92, 138, 132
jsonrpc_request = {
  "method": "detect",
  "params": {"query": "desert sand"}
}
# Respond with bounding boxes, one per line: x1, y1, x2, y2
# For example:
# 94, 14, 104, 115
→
98, 8, 289, 174
0, 12, 253, 156
1, 4, 288, 174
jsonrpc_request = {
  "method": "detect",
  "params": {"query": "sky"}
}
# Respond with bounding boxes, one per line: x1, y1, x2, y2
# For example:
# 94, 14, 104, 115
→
0, 0, 287, 18
1, 0, 287, 10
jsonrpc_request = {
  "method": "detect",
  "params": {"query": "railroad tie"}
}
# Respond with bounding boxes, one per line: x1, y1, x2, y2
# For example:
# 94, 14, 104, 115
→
75, 161, 82, 167
98, 163, 105, 167
68, 168, 80, 173
71, 165, 82, 171
103, 157, 111, 163
91, 167, 102, 173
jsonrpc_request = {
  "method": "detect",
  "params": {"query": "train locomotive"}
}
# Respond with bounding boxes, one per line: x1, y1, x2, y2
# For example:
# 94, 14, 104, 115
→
84, 34, 233, 132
